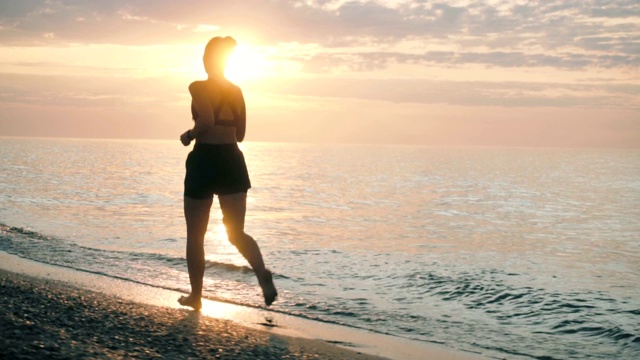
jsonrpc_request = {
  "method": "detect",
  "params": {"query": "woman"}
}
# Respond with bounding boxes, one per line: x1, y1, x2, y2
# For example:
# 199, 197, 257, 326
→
178, 36, 277, 310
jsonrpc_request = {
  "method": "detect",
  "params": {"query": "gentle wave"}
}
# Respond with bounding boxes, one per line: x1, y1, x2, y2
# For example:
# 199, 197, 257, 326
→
2, 222, 639, 359
0, 223, 253, 274
0, 223, 420, 336
371, 265, 640, 354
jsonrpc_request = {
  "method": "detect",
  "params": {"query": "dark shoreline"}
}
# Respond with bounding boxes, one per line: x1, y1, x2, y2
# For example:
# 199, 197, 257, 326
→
0, 269, 386, 359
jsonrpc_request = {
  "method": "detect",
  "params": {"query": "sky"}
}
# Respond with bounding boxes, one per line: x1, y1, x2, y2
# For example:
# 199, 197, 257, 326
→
0, 0, 638, 147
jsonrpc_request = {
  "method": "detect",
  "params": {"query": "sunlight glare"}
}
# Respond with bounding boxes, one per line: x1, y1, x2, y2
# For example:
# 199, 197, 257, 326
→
225, 44, 273, 84
204, 222, 238, 258
205, 222, 229, 243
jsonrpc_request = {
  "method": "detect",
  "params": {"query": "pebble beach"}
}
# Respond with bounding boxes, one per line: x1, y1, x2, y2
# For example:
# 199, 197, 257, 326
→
0, 269, 386, 360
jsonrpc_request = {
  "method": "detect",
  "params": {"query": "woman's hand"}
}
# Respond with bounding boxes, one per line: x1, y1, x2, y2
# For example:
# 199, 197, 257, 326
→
180, 130, 193, 146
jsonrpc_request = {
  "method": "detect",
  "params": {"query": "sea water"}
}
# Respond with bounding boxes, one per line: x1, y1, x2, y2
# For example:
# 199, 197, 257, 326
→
1, 137, 638, 359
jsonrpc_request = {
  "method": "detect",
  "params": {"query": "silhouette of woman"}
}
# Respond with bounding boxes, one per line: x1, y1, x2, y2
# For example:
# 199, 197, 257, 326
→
179, 36, 277, 310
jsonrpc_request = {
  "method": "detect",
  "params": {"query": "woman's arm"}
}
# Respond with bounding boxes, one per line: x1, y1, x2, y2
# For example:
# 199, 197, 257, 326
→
191, 100, 198, 121
189, 82, 214, 138
181, 82, 214, 145
235, 89, 247, 142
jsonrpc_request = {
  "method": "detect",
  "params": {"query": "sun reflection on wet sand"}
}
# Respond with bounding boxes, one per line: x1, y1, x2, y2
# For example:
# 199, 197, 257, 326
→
0, 251, 260, 324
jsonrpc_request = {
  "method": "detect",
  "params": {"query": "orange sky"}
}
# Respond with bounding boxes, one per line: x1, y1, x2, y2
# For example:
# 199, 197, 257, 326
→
0, 1, 638, 147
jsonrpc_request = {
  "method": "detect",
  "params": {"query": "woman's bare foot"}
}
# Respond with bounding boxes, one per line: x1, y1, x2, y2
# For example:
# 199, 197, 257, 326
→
258, 269, 278, 306
178, 294, 202, 311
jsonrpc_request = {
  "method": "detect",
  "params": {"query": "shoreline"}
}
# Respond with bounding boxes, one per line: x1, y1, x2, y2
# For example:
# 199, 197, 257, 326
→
1, 269, 386, 360
0, 252, 486, 359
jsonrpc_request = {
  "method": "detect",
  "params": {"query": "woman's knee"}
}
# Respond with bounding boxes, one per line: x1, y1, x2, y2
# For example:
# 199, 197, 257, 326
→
226, 229, 244, 246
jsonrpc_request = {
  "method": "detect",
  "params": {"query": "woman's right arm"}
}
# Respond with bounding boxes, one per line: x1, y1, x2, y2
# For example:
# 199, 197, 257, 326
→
188, 81, 215, 140
235, 88, 247, 142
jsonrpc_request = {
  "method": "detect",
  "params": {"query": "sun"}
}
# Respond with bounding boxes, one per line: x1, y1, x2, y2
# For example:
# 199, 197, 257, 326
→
224, 44, 273, 84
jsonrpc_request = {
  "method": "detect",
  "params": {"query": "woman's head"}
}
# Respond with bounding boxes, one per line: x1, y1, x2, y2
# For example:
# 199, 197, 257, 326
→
203, 36, 237, 76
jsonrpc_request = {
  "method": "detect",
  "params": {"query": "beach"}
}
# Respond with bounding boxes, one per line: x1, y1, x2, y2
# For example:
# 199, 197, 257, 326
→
0, 269, 387, 360
0, 252, 485, 360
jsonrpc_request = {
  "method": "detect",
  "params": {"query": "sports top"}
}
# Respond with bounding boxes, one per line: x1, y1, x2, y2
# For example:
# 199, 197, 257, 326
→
191, 85, 239, 127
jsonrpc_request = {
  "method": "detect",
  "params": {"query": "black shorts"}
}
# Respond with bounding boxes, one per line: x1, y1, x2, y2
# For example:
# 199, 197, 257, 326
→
184, 143, 251, 199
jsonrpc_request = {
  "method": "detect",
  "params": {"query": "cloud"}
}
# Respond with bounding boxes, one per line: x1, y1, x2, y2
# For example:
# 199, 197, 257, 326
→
247, 76, 640, 110
1, 1, 637, 66
0, 1, 638, 120
590, 1, 640, 18
3, 70, 636, 113
300, 49, 639, 73
0, 72, 185, 110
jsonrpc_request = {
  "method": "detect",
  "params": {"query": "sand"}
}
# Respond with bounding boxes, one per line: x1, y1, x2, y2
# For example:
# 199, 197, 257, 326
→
0, 269, 387, 360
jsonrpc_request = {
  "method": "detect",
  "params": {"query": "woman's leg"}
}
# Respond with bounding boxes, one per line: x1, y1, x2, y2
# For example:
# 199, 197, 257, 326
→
179, 195, 213, 310
219, 192, 277, 305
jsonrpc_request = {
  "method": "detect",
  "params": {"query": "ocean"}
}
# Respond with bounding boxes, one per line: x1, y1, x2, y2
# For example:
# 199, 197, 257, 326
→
1, 137, 638, 359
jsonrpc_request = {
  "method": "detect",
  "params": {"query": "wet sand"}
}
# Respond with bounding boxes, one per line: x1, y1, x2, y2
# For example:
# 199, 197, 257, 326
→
0, 269, 387, 360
